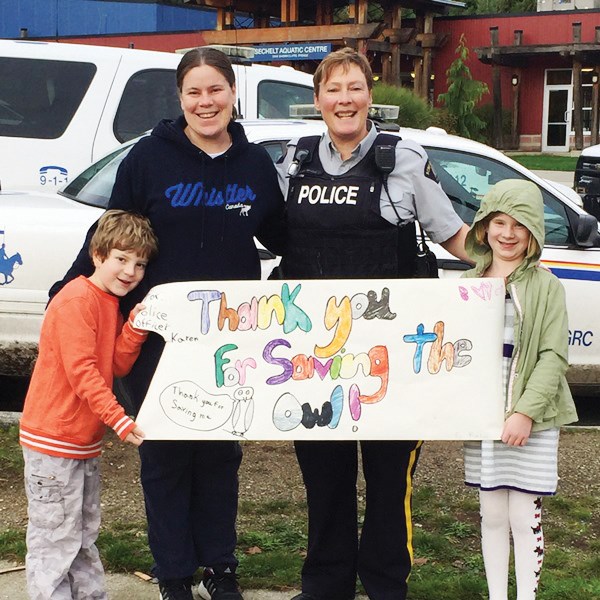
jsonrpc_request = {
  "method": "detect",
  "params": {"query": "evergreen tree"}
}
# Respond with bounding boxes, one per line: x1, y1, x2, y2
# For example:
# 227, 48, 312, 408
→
437, 34, 489, 140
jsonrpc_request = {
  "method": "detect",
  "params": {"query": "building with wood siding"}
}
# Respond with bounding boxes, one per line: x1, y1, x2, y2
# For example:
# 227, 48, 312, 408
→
4, 1, 600, 152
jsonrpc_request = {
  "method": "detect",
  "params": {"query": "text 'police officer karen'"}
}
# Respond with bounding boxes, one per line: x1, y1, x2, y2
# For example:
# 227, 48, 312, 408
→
275, 48, 472, 600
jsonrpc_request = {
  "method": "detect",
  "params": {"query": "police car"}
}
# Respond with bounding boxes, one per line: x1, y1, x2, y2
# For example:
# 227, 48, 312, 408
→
1, 119, 599, 395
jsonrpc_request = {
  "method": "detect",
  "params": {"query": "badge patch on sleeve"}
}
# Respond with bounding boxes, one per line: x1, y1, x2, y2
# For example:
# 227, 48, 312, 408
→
424, 160, 439, 182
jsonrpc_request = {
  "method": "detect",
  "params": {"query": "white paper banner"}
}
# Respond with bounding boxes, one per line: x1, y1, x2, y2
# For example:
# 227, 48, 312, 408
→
134, 278, 506, 441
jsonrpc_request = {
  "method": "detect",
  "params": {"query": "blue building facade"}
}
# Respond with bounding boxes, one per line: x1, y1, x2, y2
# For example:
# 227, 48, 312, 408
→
1, 0, 215, 39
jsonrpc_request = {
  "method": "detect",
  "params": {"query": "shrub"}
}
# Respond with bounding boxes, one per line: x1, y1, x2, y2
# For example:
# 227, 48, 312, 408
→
372, 82, 434, 130
474, 103, 512, 146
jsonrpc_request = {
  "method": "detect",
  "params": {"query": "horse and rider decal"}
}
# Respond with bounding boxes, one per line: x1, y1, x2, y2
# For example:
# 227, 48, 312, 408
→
0, 242, 22, 285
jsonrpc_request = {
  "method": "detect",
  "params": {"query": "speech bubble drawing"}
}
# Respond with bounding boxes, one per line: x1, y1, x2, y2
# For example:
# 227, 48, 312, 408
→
159, 380, 233, 431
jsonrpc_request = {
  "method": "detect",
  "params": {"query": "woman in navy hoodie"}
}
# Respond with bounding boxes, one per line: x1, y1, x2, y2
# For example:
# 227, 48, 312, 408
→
51, 47, 285, 600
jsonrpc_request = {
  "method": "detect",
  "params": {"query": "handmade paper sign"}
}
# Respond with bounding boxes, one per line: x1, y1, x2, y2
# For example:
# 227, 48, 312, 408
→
134, 278, 505, 441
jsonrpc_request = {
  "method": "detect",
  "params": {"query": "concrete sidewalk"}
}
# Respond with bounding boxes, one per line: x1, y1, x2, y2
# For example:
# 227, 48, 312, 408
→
0, 562, 369, 600
0, 564, 295, 600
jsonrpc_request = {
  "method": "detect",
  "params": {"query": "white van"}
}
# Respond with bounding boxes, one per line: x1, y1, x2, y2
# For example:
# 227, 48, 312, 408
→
0, 40, 314, 191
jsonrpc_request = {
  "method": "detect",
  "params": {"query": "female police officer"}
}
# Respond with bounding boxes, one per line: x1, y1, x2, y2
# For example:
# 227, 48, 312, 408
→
276, 47, 471, 600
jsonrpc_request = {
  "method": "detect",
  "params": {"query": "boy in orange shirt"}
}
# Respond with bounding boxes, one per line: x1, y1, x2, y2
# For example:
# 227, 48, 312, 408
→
20, 209, 158, 600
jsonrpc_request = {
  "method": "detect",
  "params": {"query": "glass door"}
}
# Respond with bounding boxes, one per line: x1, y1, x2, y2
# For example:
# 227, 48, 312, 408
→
542, 70, 573, 152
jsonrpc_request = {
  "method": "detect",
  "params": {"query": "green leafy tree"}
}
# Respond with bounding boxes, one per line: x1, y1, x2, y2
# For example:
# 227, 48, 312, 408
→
437, 34, 489, 140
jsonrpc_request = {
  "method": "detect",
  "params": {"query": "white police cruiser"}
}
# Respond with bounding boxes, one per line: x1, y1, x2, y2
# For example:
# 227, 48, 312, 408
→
0, 119, 599, 396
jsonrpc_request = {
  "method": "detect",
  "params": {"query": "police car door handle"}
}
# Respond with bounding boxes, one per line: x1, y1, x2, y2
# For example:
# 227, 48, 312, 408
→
439, 259, 471, 270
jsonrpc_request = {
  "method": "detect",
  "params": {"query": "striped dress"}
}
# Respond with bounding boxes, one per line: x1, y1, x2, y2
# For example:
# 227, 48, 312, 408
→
464, 294, 560, 496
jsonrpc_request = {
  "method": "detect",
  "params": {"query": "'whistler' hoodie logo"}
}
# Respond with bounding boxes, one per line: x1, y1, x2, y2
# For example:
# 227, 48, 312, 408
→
166, 182, 257, 208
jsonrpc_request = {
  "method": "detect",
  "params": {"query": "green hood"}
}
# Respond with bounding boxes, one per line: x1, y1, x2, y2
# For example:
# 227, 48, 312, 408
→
465, 179, 544, 278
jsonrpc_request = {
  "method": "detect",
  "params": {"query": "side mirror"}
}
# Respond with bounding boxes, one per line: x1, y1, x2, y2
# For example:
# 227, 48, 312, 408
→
574, 212, 600, 247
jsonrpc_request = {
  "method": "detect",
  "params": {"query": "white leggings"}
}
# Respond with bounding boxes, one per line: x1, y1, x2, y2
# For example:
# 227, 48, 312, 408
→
479, 489, 544, 600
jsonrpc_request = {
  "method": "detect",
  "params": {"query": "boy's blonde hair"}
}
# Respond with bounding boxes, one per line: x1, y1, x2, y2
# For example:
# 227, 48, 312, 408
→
472, 212, 540, 260
89, 210, 158, 262
313, 47, 373, 97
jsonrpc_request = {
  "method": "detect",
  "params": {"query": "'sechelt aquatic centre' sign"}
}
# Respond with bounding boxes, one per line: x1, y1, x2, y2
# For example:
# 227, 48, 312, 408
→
252, 43, 332, 61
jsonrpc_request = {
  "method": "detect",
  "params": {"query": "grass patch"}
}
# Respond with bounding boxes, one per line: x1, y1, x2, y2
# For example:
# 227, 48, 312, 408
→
237, 550, 304, 588
97, 522, 152, 573
506, 154, 578, 172
0, 426, 23, 472
0, 529, 26, 562
238, 519, 307, 553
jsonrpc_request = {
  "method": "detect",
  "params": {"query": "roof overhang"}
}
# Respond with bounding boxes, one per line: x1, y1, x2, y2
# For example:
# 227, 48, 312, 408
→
475, 43, 600, 67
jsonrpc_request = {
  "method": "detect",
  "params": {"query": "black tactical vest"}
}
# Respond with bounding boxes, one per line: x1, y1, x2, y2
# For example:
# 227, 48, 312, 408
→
281, 133, 417, 279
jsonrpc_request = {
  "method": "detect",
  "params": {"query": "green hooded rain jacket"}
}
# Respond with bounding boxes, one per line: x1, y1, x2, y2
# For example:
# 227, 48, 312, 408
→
461, 179, 577, 431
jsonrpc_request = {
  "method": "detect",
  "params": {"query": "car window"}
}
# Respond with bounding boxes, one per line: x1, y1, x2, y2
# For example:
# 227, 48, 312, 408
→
114, 69, 180, 142
425, 148, 573, 245
0, 57, 96, 139
257, 80, 314, 119
60, 144, 134, 208
260, 140, 288, 163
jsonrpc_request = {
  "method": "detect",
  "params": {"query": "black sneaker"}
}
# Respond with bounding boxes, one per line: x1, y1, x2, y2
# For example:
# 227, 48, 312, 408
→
158, 576, 194, 600
198, 567, 243, 599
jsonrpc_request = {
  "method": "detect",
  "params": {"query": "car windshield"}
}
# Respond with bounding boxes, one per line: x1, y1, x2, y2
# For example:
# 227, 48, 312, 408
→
59, 143, 134, 208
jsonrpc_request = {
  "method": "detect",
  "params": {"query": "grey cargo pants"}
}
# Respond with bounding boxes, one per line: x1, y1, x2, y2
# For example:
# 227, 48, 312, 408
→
23, 447, 107, 599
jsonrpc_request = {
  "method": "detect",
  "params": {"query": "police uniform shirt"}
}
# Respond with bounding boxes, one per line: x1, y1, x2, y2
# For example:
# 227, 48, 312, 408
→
276, 120, 464, 245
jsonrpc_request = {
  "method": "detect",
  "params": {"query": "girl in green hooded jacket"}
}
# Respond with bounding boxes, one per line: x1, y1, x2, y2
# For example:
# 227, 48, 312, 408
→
461, 179, 578, 600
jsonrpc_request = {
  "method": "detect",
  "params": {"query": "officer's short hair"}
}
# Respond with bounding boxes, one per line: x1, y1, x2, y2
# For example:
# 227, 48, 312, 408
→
313, 47, 373, 97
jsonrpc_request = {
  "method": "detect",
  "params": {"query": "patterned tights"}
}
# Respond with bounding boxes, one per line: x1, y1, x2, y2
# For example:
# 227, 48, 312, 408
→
479, 489, 544, 600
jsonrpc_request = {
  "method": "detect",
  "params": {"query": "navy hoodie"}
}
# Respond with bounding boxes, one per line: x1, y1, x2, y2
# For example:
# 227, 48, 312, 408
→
51, 116, 285, 410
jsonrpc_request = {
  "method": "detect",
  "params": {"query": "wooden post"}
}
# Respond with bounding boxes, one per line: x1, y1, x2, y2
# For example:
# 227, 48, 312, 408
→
216, 7, 225, 31
281, 0, 298, 26
254, 10, 269, 29
413, 13, 424, 99
592, 69, 599, 146
389, 6, 402, 85
509, 31, 522, 150
223, 5, 234, 30
356, 0, 368, 55
316, 0, 334, 26
357, 0, 368, 24
573, 59, 583, 150
421, 13, 434, 101
490, 27, 503, 149
289, 0, 298, 25
348, 0, 356, 24
511, 69, 521, 150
